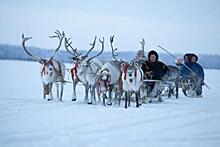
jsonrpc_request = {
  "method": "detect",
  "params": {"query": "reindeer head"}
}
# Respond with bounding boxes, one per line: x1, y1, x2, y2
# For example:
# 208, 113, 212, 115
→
96, 68, 111, 93
122, 62, 139, 83
22, 30, 65, 84
39, 60, 61, 84
65, 36, 104, 75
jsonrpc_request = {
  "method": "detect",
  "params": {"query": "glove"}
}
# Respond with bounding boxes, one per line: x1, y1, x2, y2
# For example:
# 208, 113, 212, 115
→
175, 57, 183, 66
161, 75, 168, 81
145, 71, 153, 79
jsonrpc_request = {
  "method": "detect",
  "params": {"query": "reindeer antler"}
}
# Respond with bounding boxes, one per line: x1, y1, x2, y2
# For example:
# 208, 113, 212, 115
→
49, 30, 65, 61
110, 35, 119, 61
21, 34, 45, 62
64, 37, 81, 60
82, 36, 97, 59
140, 38, 145, 56
87, 37, 104, 62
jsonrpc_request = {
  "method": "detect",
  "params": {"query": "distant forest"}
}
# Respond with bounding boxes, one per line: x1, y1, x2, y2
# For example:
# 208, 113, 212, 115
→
0, 44, 220, 69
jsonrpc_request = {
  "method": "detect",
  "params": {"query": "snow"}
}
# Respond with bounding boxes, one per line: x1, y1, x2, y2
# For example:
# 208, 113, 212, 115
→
0, 60, 220, 147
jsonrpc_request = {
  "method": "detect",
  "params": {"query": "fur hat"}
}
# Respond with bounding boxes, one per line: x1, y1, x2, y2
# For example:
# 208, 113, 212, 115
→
148, 50, 158, 61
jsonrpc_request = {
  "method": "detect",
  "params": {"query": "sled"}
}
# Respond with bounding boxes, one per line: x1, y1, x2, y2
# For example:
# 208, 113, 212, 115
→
141, 79, 165, 103
179, 76, 197, 97
143, 79, 179, 99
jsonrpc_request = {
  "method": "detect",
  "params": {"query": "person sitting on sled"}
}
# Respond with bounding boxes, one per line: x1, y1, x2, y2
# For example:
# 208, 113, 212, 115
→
176, 53, 192, 79
141, 50, 168, 100
189, 53, 204, 96
176, 53, 205, 96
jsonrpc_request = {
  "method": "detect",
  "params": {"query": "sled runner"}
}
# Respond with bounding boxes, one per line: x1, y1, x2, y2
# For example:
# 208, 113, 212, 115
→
179, 76, 198, 97
141, 79, 165, 103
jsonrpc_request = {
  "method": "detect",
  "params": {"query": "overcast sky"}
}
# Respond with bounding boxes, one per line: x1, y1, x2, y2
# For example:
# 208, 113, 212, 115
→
0, 0, 220, 54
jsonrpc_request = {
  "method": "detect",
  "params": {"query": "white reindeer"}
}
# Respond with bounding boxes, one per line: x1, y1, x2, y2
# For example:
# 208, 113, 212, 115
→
64, 37, 97, 102
122, 60, 144, 108
121, 39, 145, 108
96, 61, 122, 106
96, 36, 123, 106
22, 30, 66, 101
65, 36, 105, 104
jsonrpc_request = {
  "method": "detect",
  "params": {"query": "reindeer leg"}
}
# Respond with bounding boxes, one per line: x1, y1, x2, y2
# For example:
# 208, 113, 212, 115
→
128, 91, 131, 107
43, 93, 46, 100
114, 87, 119, 105
60, 83, 64, 101
97, 88, 101, 102
85, 84, 89, 103
168, 84, 172, 98
125, 91, 128, 109
55, 82, 59, 99
88, 85, 93, 104
88, 84, 96, 104
72, 80, 78, 101
118, 90, 122, 106
93, 85, 98, 104
136, 91, 140, 108
47, 83, 53, 101
92, 85, 96, 104
175, 78, 179, 99
43, 83, 46, 100
107, 86, 113, 106
102, 93, 106, 106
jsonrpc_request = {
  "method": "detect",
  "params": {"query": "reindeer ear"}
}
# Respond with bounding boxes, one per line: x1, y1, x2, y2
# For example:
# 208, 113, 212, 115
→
120, 63, 124, 69
96, 69, 101, 75
120, 63, 126, 71
39, 59, 46, 65
134, 62, 139, 67
71, 57, 78, 61
81, 55, 88, 60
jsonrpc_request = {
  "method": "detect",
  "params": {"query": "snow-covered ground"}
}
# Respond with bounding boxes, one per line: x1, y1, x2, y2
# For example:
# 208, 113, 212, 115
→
0, 60, 220, 147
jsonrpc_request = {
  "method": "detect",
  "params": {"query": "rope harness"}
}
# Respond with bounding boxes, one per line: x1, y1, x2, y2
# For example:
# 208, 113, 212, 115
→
123, 64, 137, 80
97, 69, 111, 96
40, 60, 64, 82
71, 63, 79, 81
123, 64, 129, 80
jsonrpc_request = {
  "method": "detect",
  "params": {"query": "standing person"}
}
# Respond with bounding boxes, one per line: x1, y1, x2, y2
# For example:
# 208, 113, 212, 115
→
141, 50, 168, 101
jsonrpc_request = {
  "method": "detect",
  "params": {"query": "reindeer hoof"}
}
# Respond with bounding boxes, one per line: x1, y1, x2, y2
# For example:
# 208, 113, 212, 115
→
107, 103, 112, 106
88, 102, 92, 105
158, 96, 163, 102
47, 99, 52, 101
72, 98, 76, 101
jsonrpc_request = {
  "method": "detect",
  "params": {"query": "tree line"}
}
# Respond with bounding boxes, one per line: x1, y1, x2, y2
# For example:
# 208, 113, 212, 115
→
0, 44, 219, 69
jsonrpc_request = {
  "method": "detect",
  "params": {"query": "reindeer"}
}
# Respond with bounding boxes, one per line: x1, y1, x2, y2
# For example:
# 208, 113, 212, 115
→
122, 61, 143, 108
65, 36, 105, 104
121, 39, 145, 108
96, 36, 123, 106
165, 65, 180, 98
21, 30, 66, 101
